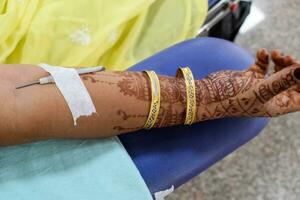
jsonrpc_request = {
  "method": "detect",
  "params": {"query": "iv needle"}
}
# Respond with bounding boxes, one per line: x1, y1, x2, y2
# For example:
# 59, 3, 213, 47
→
15, 80, 40, 89
15, 66, 104, 89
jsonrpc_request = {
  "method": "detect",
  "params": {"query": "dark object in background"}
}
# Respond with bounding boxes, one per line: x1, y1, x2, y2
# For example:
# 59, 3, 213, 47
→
199, 0, 252, 41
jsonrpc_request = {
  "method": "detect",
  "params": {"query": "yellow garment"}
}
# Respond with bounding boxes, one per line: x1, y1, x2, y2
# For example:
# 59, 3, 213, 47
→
0, 0, 207, 70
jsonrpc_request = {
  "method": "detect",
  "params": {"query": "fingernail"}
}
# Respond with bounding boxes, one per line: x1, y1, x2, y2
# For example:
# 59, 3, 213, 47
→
294, 68, 300, 80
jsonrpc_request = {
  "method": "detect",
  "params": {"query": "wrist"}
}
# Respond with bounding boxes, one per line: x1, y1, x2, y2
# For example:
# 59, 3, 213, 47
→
153, 76, 186, 128
195, 79, 224, 122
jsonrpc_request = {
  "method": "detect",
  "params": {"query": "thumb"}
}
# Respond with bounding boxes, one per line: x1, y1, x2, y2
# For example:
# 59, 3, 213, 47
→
252, 65, 300, 103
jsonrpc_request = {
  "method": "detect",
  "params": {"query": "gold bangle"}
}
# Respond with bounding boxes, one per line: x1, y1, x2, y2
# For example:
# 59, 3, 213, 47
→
176, 67, 196, 125
143, 70, 161, 129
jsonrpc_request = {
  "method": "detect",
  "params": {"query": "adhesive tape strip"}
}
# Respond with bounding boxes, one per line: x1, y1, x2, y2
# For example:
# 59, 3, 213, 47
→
39, 63, 97, 125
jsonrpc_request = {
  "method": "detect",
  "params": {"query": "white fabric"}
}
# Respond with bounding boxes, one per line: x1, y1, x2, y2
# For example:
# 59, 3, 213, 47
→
154, 185, 174, 200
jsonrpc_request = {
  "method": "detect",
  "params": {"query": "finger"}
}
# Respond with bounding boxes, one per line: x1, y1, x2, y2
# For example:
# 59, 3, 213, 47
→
252, 65, 300, 104
289, 84, 300, 93
296, 85, 300, 93
271, 50, 298, 72
248, 49, 270, 76
267, 90, 300, 116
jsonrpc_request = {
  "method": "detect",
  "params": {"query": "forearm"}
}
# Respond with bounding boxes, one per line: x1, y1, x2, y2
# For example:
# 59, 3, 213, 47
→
4, 68, 192, 145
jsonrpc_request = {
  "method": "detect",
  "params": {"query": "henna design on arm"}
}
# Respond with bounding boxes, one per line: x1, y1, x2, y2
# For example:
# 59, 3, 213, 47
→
78, 49, 300, 131
117, 72, 151, 101
116, 74, 187, 128
83, 71, 187, 130
82, 74, 117, 85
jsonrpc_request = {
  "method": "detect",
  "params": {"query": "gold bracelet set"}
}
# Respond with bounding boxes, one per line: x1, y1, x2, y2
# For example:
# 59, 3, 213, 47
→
143, 67, 196, 129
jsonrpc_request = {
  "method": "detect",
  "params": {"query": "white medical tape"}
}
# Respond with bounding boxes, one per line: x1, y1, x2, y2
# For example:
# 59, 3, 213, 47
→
39, 63, 97, 125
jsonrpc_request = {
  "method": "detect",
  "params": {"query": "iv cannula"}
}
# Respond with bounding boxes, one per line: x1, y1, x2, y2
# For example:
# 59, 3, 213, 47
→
15, 66, 104, 89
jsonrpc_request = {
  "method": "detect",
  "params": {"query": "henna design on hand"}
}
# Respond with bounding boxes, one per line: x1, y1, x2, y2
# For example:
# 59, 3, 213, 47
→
82, 49, 300, 130
194, 70, 259, 119
196, 49, 300, 121
255, 70, 297, 103
197, 70, 258, 104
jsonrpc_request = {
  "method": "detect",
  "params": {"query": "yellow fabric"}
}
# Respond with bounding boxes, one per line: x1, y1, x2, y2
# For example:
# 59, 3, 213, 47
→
0, 0, 208, 70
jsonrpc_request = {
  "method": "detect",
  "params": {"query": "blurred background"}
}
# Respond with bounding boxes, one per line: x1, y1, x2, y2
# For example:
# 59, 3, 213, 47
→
168, 0, 300, 199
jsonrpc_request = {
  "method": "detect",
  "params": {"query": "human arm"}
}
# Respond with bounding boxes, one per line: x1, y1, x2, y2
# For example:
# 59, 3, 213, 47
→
1, 49, 300, 146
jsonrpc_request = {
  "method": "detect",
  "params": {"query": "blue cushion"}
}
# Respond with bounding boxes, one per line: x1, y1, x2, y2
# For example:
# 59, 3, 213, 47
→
119, 37, 268, 194
208, 0, 220, 8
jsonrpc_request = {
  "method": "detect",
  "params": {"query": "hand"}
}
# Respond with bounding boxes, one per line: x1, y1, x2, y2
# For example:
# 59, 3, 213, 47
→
196, 49, 300, 121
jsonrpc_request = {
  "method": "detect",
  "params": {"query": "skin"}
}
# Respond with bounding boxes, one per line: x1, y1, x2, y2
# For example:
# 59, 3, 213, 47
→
0, 49, 299, 146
